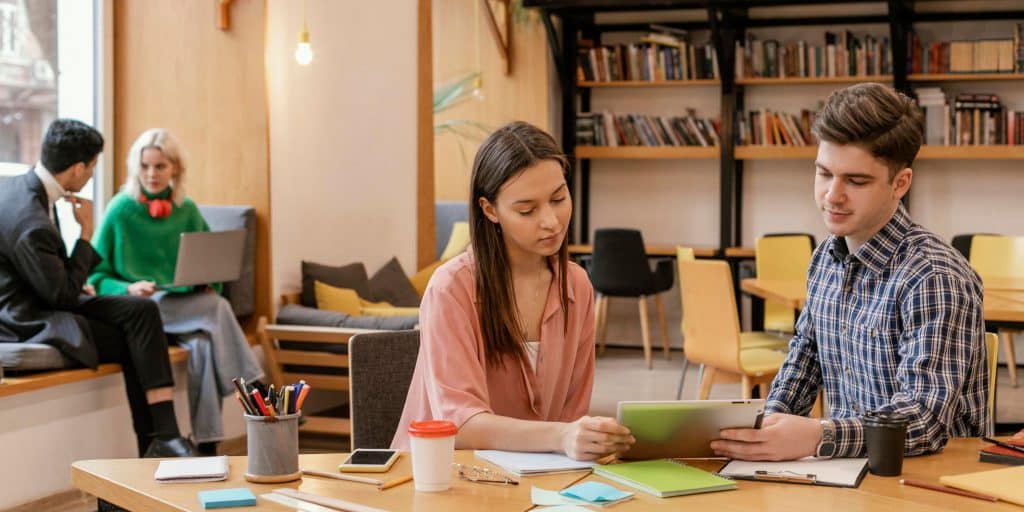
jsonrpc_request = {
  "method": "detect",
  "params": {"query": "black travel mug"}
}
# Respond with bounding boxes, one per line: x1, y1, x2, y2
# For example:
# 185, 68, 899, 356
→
862, 411, 908, 477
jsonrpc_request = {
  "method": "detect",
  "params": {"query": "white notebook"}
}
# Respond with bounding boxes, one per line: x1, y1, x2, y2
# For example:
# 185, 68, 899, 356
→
154, 456, 229, 483
718, 457, 868, 488
475, 450, 596, 476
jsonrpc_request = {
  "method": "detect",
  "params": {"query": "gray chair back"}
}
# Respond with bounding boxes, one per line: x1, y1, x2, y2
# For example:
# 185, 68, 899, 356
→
198, 205, 256, 316
348, 330, 420, 449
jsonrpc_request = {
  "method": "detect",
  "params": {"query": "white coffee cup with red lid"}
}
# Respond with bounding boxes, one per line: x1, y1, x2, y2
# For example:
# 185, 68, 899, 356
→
408, 420, 458, 492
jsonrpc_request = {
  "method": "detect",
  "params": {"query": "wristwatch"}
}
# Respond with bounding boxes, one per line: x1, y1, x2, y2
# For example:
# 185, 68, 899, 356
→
816, 419, 836, 459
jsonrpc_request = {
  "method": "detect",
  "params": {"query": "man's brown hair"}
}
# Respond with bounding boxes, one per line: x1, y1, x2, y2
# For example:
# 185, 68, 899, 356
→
812, 83, 925, 180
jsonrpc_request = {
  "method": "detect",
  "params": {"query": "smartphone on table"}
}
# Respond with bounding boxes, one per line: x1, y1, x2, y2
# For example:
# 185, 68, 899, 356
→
338, 448, 401, 473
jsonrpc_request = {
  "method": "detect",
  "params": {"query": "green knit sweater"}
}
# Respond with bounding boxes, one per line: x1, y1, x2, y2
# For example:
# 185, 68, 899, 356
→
89, 188, 221, 295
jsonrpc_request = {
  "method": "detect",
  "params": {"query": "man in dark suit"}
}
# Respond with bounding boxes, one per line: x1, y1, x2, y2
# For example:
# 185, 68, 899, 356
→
0, 119, 196, 457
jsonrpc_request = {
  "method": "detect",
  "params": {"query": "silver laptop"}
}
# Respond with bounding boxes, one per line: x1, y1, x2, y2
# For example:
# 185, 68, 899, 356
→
158, 230, 246, 289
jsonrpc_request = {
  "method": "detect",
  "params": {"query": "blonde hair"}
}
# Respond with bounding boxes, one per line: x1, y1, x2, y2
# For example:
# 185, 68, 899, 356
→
123, 128, 188, 207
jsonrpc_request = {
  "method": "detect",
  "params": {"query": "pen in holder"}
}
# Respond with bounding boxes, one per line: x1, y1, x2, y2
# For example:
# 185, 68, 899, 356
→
244, 412, 301, 483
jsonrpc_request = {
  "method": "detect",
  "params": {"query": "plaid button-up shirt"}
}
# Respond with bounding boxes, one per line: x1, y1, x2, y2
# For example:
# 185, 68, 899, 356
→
766, 204, 988, 457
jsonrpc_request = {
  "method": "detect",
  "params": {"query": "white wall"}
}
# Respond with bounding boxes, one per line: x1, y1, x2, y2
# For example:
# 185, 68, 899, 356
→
266, 0, 419, 301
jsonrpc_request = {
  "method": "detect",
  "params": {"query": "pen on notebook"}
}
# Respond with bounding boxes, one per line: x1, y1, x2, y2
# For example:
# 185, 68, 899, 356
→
899, 479, 998, 502
982, 436, 1024, 454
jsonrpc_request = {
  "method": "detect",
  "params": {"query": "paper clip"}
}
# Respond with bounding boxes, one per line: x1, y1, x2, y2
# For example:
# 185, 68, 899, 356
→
753, 470, 817, 484
452, 463, 519, 486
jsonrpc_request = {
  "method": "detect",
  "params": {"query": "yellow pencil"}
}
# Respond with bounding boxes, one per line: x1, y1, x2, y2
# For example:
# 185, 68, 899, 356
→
379, 475, 413, 491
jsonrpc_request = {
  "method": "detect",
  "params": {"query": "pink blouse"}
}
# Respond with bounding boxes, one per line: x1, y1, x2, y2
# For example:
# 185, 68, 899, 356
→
391, 250, 596, 450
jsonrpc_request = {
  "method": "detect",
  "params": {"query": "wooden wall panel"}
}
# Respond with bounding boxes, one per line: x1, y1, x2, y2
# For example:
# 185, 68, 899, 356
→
114, 0, 271, 330
432, 0, 552, 203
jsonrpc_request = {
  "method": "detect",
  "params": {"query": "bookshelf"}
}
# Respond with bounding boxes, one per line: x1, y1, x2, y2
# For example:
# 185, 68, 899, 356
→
526, 0, 1024, 248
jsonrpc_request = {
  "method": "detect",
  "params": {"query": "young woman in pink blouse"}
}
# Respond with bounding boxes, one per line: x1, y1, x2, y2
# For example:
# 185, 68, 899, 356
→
392, 122, 634, 460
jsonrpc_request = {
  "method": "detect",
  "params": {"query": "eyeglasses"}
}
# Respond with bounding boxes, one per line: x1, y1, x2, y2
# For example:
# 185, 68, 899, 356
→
452, 463, 519, 486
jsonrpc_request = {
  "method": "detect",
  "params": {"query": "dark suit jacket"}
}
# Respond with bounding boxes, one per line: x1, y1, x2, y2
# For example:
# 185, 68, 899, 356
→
0, 170, 102, 368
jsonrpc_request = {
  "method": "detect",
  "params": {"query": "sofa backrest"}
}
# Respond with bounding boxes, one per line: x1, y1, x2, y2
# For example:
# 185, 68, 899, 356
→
198, 205, 256, 317
436, 201, 469, 259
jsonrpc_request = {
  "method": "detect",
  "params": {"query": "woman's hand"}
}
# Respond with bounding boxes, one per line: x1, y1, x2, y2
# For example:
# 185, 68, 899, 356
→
127, 280, 157, 297
560, 416, 635, 461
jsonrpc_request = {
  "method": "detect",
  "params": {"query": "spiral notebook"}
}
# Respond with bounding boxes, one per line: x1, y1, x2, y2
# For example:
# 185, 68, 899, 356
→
593, 459, 736, 498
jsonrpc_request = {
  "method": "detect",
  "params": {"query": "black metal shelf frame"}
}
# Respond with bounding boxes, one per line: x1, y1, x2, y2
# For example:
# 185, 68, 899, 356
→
530, 0, 1024, 247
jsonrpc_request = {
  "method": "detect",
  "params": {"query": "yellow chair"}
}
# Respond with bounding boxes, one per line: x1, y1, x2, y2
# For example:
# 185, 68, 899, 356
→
986, 332, 998, 436
970, 235, 1024, 387
678, 259, 788, 399
755, 234, 814, 333
675, 247, 789, 399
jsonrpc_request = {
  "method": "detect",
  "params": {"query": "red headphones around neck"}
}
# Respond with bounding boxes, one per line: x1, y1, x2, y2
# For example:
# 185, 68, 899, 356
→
138, 194, 173, 219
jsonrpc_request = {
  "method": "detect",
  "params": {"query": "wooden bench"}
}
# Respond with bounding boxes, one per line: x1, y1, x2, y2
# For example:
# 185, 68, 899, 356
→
0, 346, 190, 399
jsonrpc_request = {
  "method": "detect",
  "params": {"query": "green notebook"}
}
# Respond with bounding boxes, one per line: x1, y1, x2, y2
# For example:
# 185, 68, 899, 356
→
593, 459, 736, 498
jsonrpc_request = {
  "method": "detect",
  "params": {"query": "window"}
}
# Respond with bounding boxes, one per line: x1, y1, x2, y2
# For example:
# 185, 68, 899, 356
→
0, 0, 106, 250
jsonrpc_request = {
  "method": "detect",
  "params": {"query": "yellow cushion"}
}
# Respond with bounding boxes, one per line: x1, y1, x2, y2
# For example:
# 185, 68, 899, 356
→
440, 222, 471, 260
739, 348, 787, 376
361, 306, 420, 317
740, 331, 790, 351
410, 260, 444, 298
314, 281, 363, 316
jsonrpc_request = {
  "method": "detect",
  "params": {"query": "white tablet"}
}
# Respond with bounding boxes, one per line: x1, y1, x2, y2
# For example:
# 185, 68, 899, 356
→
616, 399, 765, 459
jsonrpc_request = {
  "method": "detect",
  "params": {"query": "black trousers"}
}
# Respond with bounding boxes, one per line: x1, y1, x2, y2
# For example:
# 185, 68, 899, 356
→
74, 295, 175, 455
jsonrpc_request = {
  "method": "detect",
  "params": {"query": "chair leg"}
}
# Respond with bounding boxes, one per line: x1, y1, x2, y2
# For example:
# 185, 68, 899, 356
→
595, 294, 605, 356
675, 358, 689, 400
812, 390, 824, 419
638, 296, 652, 369
758, 382, 768, 399
741, 375, 752, 400
598, 295, 610, 356
654, 293, 670, 360
698, 366, 716, 400
1001, 329, 1018, 387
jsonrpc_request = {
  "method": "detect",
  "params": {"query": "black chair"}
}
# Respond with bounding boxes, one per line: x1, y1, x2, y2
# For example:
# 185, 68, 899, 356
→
348, 330, 420, 450
590, 229, 674, 369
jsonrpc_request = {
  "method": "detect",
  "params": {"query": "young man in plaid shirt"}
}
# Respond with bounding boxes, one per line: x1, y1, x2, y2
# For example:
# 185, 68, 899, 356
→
711, 83, 988, 461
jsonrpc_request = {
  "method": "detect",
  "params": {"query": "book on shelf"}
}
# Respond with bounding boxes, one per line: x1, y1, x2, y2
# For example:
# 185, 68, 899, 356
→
907, 29, 1020, 74
735, 108, 818, 147
577, 31, 719, 83
736, 30, 891, 79
576, 110, 720, 148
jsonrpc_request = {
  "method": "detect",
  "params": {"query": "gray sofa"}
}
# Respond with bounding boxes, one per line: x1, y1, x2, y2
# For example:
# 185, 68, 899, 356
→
0, 205, 257, 372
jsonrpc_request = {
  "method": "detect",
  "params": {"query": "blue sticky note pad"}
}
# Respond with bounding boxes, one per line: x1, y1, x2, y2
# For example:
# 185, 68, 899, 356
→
559, 481, 634, 502
197, 488, 257, 509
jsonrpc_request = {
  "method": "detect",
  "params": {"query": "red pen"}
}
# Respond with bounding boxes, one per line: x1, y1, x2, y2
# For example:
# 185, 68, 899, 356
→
251, 389, 270, 416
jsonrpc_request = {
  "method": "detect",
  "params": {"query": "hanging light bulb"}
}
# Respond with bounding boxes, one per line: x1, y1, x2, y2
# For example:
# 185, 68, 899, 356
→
471, 75, 485, 101
295, 21, 313, 65
295, 2, 313, 66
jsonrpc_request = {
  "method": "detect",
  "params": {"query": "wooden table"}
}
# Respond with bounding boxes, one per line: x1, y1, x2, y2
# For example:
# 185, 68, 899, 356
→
72, 440, 1017, 511
72, 451, 587, 512
741, 278, 1024, 323
568, 244, 717, 258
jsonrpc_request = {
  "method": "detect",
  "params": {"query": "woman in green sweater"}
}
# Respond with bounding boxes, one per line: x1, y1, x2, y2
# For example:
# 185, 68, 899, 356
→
89, 129, 263, 454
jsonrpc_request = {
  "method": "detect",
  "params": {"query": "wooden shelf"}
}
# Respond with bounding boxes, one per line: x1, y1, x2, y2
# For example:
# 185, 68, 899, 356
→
735, 145, 1024, 160
917, 145, 1024, 159
736, 75, 891, 85
575, 145, 720, 160
578, 79, 720, 88
908, 73, 1024, 82
735, 146, 817, 160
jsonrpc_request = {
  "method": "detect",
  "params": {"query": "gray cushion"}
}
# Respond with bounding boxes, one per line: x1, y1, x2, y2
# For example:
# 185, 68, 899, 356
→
368, 257, 420, 307
276, 304, 418, 331
301, 261, 371, 308
436, 201, 469, 259
0, 343, 77, 370
198, 205, 256, 316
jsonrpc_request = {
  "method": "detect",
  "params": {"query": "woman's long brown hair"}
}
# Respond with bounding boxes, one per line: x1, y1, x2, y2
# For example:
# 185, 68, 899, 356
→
470, 121, 571, 369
